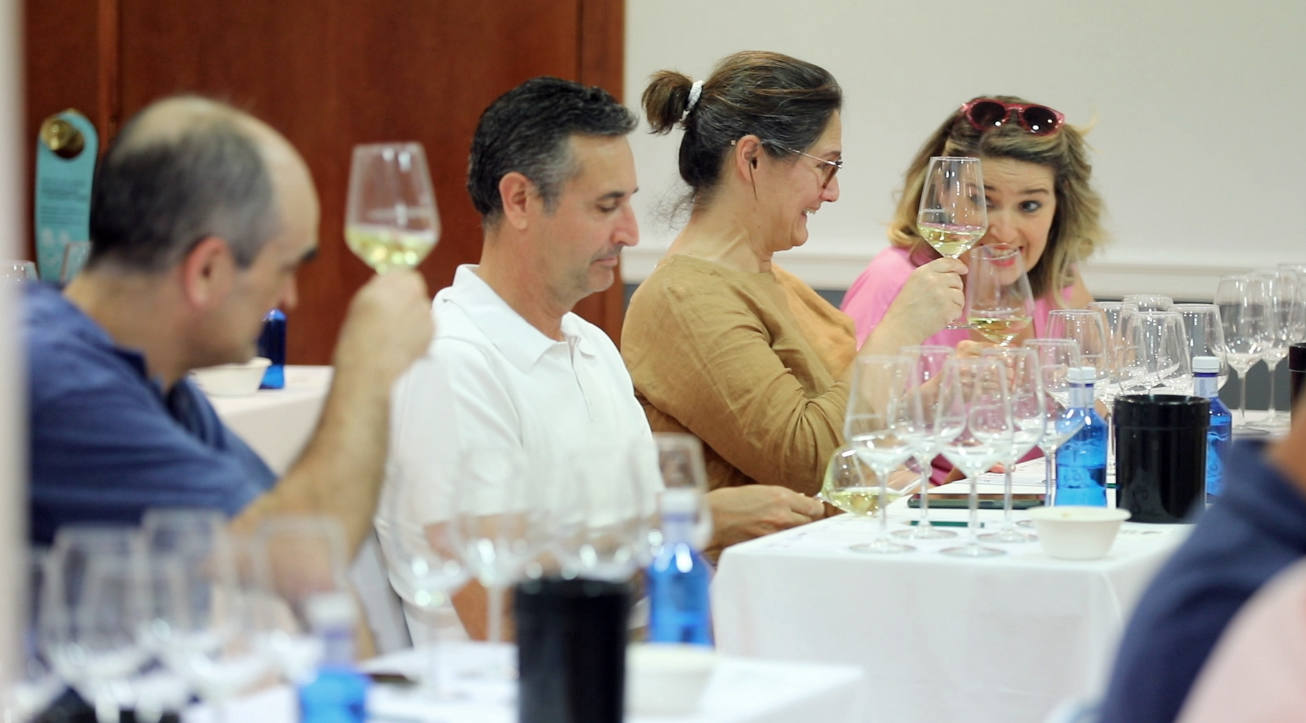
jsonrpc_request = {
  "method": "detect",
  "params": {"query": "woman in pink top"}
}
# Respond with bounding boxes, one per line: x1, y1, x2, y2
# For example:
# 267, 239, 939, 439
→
841, 96, 1108, 350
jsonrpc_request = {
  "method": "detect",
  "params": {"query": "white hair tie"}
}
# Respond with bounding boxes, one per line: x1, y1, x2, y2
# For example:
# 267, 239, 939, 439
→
683, 80, 705, 120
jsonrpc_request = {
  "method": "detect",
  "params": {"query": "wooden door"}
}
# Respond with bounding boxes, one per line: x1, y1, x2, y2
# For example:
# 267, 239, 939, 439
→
24, 0, 626, 363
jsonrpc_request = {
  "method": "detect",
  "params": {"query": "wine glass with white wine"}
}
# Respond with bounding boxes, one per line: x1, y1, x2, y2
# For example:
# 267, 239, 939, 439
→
917, 156, 988, 329
966, 245, 1035, 345
345, 143, 440, 273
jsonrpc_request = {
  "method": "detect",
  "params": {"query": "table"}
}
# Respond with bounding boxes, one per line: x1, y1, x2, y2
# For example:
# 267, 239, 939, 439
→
183, 642, 867, 722
205, 365, 332, 474
712, 463, 1190, 723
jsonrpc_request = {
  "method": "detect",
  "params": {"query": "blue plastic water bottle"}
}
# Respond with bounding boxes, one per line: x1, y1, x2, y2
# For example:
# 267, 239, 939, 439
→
297, 592, 369, 723
257, 308, 285, 389
1193, 355, 1232, 500
1055, 366, 1108, 506
647, 490, 712, 645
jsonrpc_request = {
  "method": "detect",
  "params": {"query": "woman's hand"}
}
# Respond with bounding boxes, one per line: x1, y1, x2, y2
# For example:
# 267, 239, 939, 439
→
859, 257, 967, 355
885, 257, 967, 335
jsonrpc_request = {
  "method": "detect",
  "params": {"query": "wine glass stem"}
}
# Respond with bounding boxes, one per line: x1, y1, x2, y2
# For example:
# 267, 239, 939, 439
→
1042, 447, 1053, 503
917, 461, 932, 525
1002, 468, 1014, 531
877, 473, 890, 540
422, 623, 444, 699
1239, 372, 1248, 426
968, 477, 980, 547
1268, 359, 1279, 418
486, 584, 505, 647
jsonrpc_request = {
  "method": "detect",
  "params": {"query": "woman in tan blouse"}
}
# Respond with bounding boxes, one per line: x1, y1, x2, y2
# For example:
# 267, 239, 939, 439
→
622, 51, 944, 495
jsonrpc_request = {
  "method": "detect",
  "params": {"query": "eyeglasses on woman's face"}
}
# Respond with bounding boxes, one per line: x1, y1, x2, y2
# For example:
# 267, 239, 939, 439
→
772, 143, 843, 189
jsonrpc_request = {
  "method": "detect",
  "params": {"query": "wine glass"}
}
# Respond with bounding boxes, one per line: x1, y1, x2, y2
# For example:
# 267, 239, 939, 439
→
1278, 263, 1306, 346
60, 241, 92, 283
1021, 338, 1084, 506
4, 550, 65, 721
1116, 310, 1192, 397
1173, 303, 1230, 390
966, 245, 1035, 345
42, 527, 150, 723
451, 446, 548, 652
1046, 309, 1111, 388
253, 516, 354, 683
979, 347, 1045, 543
374, 504, 468, 701
893, 345, 957, 540
936, 357, 1014, 558
917, 156, 987, 329
4, 260, 37, 282
141, 513, 270, 717
551, 439, 658, 582
1215, 274, 1268, 426
1089, 301, 1124, 343
345, 142, 440, 273
1121, 294, 1174, 312
821, 444, 888, 542
1253, 269, 1298, 429
843, 355, 919, 553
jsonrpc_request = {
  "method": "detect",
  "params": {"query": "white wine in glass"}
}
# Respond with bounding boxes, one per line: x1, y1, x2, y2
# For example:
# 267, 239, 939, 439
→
345, 142, 440, 273
967, 245, 1035, 345
917, 156, 988, 259
918, 156, 987, 329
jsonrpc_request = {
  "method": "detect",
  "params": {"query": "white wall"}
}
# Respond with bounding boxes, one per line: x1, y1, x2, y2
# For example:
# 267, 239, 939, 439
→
623, 0, 1306, 301
0, 0, 21, 686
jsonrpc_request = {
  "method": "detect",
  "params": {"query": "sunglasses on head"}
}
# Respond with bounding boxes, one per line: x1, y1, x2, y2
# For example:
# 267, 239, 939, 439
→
960, 98, 1065, 136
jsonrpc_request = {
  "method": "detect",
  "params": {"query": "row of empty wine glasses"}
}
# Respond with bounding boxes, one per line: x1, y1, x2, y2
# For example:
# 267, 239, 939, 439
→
374, 433, 707, 699
829, 342, 1100, 558
13, 512, 352, 722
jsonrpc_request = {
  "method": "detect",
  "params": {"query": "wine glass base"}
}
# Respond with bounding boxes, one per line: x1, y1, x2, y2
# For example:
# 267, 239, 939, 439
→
940, 543, 1005, 558
849, 539, 915, 554
893, 524, 957, 540
979, 528, 1037, 543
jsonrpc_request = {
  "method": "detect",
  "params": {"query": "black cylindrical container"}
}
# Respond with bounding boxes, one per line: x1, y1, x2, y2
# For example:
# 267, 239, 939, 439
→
1114, 394, 1209, 523
1290, 342, 1306, 421
515, 577, 630, 723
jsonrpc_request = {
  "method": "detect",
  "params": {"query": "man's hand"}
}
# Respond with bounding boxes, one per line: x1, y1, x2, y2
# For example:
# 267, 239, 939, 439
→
333, 270, 433, 386
705, 485, 824, 552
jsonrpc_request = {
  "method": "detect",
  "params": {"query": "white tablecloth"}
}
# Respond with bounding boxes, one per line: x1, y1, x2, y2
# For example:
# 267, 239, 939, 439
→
205, 365, 332, 475
184, 642, 866, 722
713, 463, 1190, 723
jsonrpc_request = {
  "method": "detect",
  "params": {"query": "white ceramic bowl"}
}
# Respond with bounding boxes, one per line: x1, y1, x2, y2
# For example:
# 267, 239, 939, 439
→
1027, 506, 1132, 560
192, 357, 271, 396
626, 642, 715, 715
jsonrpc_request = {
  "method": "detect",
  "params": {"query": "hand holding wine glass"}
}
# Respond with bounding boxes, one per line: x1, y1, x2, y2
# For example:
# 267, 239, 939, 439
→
345, 142, 440, 273
918, 156, 987, 329
966, 245, 1035, 345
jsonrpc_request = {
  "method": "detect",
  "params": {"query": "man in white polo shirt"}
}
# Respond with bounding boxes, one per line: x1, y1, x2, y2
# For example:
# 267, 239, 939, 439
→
380, 77, 824, 640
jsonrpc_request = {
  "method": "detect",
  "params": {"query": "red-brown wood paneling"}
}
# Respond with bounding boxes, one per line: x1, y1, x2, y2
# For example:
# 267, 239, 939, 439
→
25, 0, 627, 362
